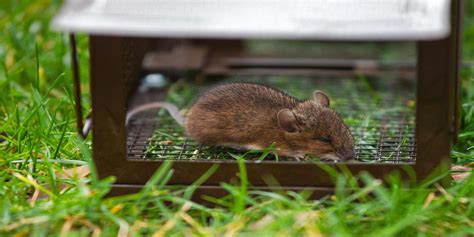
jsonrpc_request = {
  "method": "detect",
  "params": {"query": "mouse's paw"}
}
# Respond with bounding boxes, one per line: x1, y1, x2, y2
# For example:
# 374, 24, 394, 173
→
287, 153, 310, 161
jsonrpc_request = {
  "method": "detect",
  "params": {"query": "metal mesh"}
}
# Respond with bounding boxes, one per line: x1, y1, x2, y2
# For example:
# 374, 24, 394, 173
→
126, 76, 416, 163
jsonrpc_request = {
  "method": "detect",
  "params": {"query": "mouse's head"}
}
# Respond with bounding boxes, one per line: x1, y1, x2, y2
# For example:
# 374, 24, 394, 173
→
277, 90, 355, 161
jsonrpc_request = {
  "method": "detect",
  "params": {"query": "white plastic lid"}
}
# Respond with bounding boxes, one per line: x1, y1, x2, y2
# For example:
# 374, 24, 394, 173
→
52, 0, 451, 40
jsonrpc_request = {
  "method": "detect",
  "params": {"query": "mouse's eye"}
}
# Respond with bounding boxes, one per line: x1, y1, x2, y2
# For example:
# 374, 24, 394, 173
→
312, 136, 331, 143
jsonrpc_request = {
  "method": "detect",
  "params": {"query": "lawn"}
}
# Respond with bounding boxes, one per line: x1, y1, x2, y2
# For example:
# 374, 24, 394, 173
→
1, 0, 473, 236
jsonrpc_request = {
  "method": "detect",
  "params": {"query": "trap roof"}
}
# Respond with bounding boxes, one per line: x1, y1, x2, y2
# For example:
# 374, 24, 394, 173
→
52, 0, 451, 40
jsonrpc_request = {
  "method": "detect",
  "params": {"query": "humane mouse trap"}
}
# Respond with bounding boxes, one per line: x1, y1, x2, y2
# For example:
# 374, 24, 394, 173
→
54, 0, 462, 199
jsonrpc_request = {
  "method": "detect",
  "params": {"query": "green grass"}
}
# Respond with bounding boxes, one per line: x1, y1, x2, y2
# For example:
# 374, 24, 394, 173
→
1, 0, 474, 236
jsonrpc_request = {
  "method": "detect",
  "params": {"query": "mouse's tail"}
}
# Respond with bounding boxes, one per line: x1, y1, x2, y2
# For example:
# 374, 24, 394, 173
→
126, 102, 185, 126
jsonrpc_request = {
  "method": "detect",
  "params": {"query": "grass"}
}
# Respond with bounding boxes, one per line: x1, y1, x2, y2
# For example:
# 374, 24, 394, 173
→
1, 0, 474, 236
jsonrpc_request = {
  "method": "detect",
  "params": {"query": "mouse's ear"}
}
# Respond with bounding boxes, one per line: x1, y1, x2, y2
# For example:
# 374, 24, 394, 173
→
277, 109, 300, 133
313, 90, 330, 107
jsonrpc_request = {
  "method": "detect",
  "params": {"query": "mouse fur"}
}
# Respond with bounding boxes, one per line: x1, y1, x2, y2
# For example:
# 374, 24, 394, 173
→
185, 82, 355, 161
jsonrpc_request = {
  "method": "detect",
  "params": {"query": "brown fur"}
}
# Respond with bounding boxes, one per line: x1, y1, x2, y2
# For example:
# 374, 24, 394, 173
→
185, 83, 355, 161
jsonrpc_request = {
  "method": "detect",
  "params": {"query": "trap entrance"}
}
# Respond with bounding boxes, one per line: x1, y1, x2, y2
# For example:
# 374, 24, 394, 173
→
126, 76, 416, 163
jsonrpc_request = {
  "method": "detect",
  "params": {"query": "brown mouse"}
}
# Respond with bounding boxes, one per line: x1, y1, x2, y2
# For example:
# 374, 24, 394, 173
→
127, 82, 355, 161
185, 83, 355, 161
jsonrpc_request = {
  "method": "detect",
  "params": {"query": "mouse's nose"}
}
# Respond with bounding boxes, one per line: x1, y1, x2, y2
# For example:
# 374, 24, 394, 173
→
337, 149, 355, 161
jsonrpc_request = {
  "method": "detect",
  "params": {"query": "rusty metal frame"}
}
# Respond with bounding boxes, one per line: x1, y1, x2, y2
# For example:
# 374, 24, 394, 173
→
87, 0, 462, 197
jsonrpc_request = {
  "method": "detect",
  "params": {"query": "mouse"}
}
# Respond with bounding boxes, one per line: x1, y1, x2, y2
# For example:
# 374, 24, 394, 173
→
127, 82, 355, 161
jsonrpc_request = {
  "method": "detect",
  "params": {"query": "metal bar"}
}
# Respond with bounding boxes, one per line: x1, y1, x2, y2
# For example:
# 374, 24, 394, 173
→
414, 0, 459, 179
225, 57, 415, 71
90, 36, 151, 179
90, 36, 128, 178
106, 158, 415, 186
203, 68, 414, 78
69, 34, 85, 138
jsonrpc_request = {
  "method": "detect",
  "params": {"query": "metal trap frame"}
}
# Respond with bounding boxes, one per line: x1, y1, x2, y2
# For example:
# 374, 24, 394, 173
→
60, 1, 462, 199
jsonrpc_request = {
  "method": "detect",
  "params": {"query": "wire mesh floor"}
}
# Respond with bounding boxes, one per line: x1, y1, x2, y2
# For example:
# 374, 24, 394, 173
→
127, 76, 416, 163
